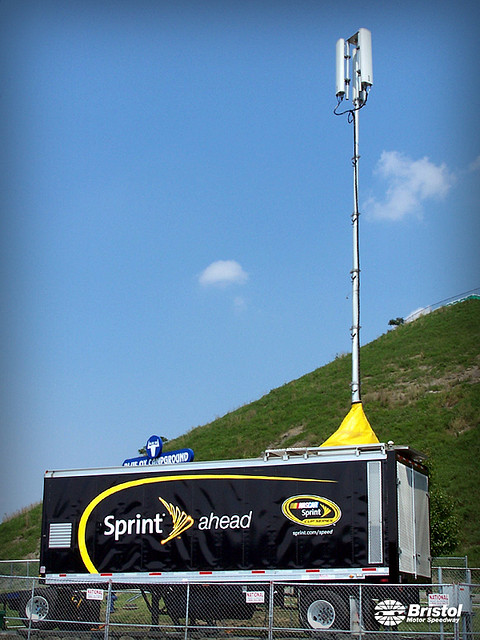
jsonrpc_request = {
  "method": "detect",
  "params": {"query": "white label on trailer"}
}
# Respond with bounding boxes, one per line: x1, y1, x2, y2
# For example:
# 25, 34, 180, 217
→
86, 588, 104, 601
245, 591, 265, 603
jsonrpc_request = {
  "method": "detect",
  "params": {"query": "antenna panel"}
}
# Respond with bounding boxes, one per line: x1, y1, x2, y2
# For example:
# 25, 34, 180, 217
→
335, 38, 346, 97
357, 28, 373, 88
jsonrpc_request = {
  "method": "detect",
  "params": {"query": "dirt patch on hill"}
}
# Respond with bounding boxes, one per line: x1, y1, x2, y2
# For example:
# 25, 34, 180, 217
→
363, 364, 480, 407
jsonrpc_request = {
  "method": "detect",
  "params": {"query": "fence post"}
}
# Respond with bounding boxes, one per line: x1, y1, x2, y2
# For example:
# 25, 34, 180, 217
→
358, 584, 363, 638
267, 582, 274, 640
463, 570, 472, 640
184, 583, 190, 640
26, 577, 35, 640
438, 567, 445, 640
453, 584, 460, 640
104, 580, 113, 640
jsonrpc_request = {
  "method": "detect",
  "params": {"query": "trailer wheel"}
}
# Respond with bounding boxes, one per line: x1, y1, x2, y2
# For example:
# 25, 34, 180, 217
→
22, 591, 57, 630
299, 589, 349, 634
161, 585, 186, 626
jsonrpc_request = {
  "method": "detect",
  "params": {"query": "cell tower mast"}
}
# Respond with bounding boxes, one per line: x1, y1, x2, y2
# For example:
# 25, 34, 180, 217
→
335, 28, 373, 404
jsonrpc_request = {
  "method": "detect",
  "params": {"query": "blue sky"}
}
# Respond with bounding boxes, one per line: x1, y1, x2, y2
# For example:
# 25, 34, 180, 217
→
1, 0, 479, 520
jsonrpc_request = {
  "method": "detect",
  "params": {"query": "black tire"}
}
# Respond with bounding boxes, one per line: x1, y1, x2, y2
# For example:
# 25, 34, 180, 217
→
299, 588, 349, 633
21, 589, 58, 630
162, 585, 187, 626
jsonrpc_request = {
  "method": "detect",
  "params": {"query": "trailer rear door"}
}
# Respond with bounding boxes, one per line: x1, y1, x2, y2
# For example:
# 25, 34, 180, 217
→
397, 461, 431, 578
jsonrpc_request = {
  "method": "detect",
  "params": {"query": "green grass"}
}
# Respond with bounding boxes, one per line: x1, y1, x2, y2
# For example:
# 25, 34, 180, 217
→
0, 503, 42, 560
1, 299, 479, 564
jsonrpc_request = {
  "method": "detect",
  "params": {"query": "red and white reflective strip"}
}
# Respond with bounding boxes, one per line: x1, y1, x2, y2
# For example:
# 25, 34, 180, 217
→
47, 566, 389, 584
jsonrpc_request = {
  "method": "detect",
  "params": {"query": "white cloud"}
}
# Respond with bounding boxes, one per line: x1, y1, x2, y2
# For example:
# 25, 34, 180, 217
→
198, 260, 249, 287
468, 155, 480, 173
364, 151, 455, 221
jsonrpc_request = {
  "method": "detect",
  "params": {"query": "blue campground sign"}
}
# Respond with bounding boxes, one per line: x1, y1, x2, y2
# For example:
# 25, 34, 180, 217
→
123, 436, 194, 467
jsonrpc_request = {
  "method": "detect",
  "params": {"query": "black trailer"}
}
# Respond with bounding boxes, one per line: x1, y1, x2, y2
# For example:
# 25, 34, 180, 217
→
31, 443, 431, 631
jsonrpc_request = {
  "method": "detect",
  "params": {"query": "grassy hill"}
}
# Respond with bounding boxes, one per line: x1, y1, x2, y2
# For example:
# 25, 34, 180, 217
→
0, 503, 42, 560
1, 298, 479, 563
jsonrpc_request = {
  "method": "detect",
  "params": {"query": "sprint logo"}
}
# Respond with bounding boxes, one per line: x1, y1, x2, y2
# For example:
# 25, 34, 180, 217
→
103, 497, 193, 545
158, 497, 194, 543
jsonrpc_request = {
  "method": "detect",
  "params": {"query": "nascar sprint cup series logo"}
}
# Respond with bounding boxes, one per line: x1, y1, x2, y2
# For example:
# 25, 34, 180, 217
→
282, 495, 341, 536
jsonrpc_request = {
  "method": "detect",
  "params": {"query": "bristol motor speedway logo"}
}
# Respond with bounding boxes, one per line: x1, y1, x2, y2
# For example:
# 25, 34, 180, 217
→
374, 599, 463, 626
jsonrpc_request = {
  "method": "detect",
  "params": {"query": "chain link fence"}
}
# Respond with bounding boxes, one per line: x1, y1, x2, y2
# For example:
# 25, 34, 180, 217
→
0, 561, 39, 578
0, 574, 478, 639
404, 289, 480, 323
432, 558, 480, 586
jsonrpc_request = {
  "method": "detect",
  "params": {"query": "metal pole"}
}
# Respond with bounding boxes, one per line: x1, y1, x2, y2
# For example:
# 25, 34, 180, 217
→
267, 582, 274, 640
184, 583, 190, 640
351, 106, 361, 404
104, 580, 112, 640
26, 579, 35, 640
438, 568, 445, 640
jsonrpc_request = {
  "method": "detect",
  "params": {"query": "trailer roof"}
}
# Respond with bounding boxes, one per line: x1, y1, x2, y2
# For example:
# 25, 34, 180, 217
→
44, 442, 426, 478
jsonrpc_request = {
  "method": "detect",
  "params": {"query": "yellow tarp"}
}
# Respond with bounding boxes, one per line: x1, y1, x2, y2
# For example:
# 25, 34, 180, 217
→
321, 402, 379, 447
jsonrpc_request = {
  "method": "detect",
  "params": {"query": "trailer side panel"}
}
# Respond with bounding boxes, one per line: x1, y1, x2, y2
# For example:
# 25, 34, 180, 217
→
41, 459, 380, 577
